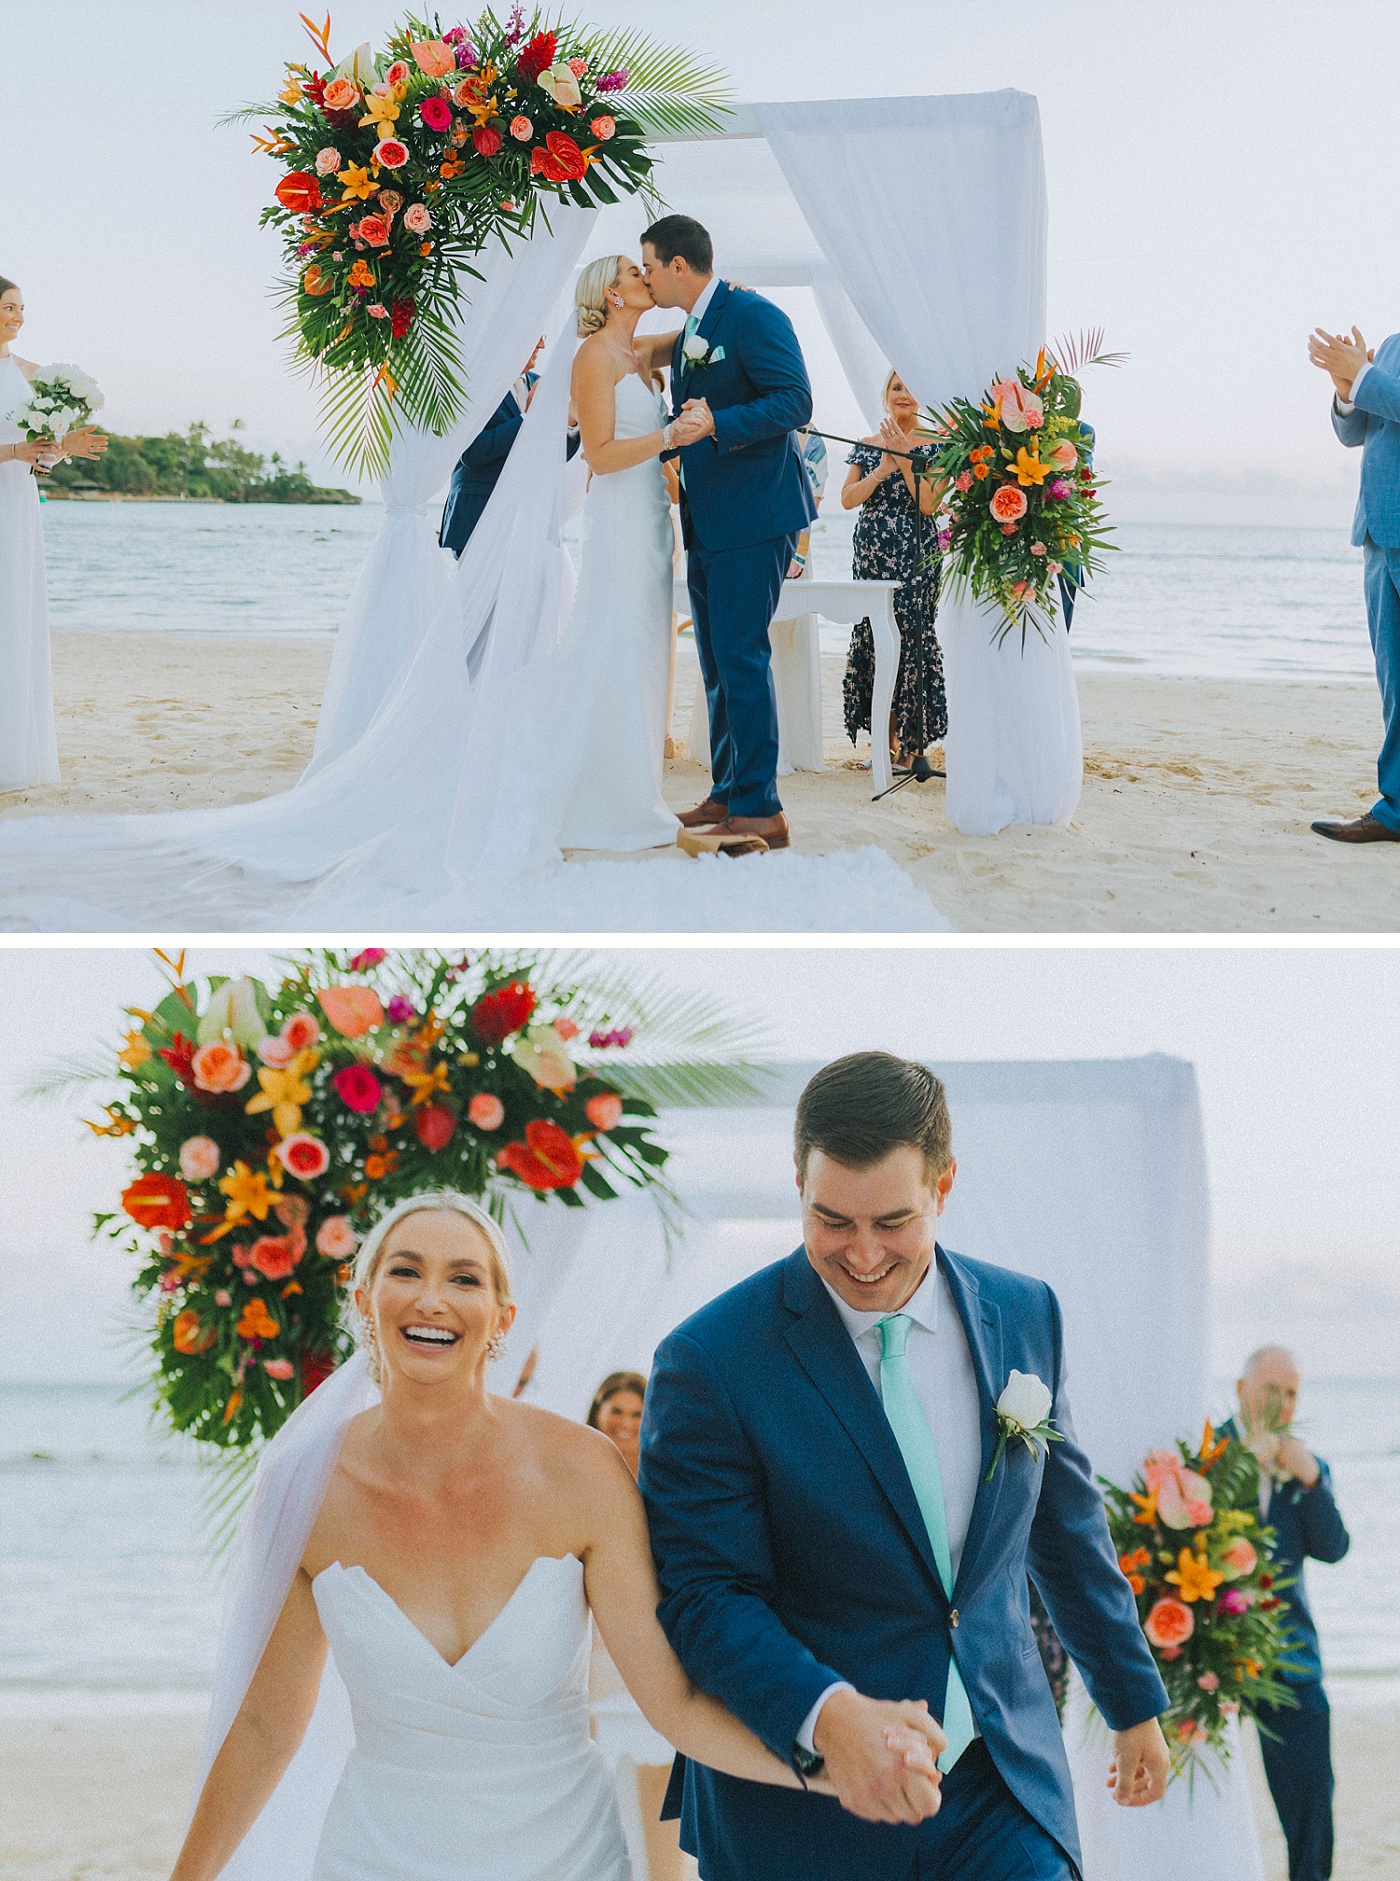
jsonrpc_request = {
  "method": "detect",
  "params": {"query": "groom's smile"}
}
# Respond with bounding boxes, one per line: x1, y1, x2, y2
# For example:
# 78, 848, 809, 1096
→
798, 1146, 955, 1317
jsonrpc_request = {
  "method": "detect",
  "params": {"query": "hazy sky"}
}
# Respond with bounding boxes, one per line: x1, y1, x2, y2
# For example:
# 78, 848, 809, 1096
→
1, 944, 1396, 1380
4, 0, 1397, 501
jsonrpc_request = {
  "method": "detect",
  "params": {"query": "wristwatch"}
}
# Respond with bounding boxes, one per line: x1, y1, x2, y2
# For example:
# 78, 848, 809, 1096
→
792, 1742, 825, 1782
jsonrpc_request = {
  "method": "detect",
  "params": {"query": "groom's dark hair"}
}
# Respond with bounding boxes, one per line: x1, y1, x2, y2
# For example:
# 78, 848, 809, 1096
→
795, 1053, 952, 1184
640, 214, 713, 275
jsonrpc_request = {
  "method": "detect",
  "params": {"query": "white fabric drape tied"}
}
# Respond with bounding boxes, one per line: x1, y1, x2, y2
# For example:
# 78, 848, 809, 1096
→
757, 93, 1082, 834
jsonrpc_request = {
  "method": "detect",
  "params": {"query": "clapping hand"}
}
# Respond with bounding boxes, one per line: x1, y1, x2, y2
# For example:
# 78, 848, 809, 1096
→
811, 1688, 945, 1824
1308, 325, 1374, 401
877, 414, 915, 476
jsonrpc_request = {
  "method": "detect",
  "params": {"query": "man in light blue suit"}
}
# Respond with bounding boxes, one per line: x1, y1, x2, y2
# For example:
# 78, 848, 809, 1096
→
640, 1053, 1171, 1881
1309, 323, 1400, 841
642, 216, 818, 853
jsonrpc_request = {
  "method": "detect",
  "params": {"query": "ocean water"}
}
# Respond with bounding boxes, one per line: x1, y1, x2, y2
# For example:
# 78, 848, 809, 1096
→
2, 1374, 1395, 1715
36, 500, 1376, 684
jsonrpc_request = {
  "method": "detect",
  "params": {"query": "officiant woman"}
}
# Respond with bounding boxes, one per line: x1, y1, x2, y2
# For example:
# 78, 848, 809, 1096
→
841, 369, 947, 772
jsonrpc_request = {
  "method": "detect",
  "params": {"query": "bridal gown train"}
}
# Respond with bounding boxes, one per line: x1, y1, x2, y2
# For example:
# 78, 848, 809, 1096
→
0, 353, 61, 790
309, 1556, 630, 1881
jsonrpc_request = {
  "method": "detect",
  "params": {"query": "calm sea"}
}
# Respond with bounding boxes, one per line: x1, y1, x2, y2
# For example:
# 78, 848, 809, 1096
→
36, 501, 1376, 685
2, 1374, 1395, 1718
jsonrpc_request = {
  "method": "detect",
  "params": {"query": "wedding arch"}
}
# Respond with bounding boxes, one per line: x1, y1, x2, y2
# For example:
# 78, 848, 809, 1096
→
315, 89, 1082, 837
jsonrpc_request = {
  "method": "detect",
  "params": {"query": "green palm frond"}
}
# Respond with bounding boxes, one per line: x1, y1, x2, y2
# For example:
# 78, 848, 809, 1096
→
17, 1049, 118, 1104
312, 352, 399, 483
579, 25, 734, 137
198, 1448, 261, 1563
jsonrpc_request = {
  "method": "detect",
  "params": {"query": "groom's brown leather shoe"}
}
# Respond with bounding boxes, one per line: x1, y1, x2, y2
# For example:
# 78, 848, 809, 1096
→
677, 797, 728, 829
1311, 813, 1400, 843
711, 812, 790, 851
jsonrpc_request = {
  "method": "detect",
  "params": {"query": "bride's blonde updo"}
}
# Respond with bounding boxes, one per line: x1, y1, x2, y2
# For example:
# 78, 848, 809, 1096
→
576, 255, 626, 337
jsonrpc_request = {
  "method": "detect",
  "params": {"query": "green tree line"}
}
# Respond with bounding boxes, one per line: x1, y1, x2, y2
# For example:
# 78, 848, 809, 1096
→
46, 421, 360, 504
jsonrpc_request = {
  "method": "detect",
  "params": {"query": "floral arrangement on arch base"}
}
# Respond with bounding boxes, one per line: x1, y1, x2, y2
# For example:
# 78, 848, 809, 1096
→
1100, 1421, 1298, 1776
84, 949, 750, 1451
233, 9, 729, 476
928, 331, 1122, 648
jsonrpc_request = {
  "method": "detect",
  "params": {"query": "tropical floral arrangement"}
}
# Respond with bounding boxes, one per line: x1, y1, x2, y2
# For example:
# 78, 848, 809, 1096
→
11, 363, 105, 477
1101, 1422, 1297, 1775
67, 949, 766, 1452
233, 9, 728, 475
929, 331, 1121, 647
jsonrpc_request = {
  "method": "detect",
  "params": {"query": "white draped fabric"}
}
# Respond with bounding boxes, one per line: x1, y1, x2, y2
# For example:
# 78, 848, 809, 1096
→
311, 221, 597, 765
755, 93, 1082, 833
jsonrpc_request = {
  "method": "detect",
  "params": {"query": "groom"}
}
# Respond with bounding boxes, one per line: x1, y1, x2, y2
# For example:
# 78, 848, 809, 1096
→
640, 1052, 1171, 1881
642, 215, 818, 853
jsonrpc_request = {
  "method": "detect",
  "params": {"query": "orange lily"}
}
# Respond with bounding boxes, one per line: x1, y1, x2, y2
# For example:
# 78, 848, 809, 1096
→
1165, 1548, 1224, 1604
401, 1060, 451, 1107
1012, 447, 1052, 487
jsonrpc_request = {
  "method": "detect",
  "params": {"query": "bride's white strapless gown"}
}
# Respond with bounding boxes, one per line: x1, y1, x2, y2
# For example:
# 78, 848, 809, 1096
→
310, 1556, 630, 1881
537, 372, 679, 855
0, 353, 61, 791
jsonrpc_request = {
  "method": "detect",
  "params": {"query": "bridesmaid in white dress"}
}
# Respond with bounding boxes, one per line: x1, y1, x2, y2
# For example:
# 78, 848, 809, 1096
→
0, 275, 106, 790
169, 1194, 944, 1881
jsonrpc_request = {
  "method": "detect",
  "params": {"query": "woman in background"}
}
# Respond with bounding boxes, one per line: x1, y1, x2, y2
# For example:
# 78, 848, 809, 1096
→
0, 275, 106, 791
840, 368, 946, 774
587, 1372, 690, 1881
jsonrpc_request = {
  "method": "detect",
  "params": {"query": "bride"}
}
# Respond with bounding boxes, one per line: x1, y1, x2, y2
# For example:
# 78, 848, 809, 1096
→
171, 1191, 942, 1881
534, 254, 700, 856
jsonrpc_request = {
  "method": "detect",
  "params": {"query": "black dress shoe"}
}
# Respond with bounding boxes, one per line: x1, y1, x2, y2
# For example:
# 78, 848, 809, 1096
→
1310, 813, 1400, 844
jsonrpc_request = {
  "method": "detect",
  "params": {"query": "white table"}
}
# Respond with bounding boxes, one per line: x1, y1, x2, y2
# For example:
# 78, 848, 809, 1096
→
674, 576, 902, 797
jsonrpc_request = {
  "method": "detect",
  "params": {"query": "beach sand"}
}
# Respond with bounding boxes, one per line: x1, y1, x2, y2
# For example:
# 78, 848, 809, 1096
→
2, 1705, 1396, 1879
1, 631, 1397, 932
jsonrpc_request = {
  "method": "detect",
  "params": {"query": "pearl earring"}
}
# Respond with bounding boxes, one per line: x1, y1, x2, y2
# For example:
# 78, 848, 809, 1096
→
486, 1330, 508, 1363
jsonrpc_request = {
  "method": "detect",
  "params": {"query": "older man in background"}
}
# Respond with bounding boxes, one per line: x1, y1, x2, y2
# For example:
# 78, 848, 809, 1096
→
1223, 1347, 1350, 1881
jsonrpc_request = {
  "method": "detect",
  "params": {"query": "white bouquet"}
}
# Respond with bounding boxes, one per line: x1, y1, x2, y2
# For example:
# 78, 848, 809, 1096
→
12, 362, 105, 474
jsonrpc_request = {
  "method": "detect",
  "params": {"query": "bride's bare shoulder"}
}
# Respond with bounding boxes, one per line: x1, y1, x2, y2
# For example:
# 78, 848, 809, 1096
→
503, 1398, 632, 1490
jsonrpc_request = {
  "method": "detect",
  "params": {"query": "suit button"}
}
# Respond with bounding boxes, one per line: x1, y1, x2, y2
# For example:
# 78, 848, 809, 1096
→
949, 1609, 960, 1627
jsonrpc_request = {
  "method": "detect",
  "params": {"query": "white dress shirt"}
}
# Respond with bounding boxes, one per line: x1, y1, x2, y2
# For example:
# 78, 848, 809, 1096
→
796, 1258, 985, 1754
686, 273, 720, 331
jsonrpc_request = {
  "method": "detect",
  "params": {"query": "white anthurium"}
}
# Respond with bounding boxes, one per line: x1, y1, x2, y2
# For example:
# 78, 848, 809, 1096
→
987, 1369, 1060, 1481
537, 62, 582, 109
509, 1025, 576, 1093
333, 41, 376, 85
196, 976, 268, 1049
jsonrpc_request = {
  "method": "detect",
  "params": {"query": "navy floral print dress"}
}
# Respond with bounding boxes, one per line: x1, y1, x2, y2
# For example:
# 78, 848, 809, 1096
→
841, 441, 947, 757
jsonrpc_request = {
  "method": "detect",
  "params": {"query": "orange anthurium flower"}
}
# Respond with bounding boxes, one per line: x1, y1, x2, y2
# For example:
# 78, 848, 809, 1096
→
1164, 1548, 1224, 1603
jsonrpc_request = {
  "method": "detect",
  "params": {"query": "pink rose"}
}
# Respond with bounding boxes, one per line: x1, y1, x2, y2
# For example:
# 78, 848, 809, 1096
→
1197, 1672, 1220, 1692
419, 94, 452, 133
989, 485, 1028, 523
367, 304, 389, 319
1049, 440, 1078, 470
214, 1289, 232, 1306
258, 1033, 295, 1066
1216, 1587, 1251, 1617
315, 1215, 357, 1259
567, 57, 588, 77
1220, 1538, 1258, 1581
315, 147, 342, 176
276, 1132, 331, 1180
954, 470, 972, 492
377, 188, 403, 212
358, 214, 391, 248
179, 1135, 221, 1182
191, 1042, 252, 1094
374, 139, 409, 169
275, 1195, 310, 1229
589, 114, 615, 140
282, 1012, 320, 1052
1030, 542, 1047, 557
249, 1235, 300, 1281
468, 1091, 505, 1131
510, 115, 533, 140
385, 60, 411, 88
585, 1093, 623, 1131
261, 1357, 295, 1380
403, 203, 432, 234
333, 1064, 382, 1113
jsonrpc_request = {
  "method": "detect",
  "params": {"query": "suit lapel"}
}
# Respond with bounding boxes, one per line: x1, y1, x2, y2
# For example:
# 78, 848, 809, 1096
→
781, 1250, 947, 1603
678, 279, 731, 387
938, 1247, 1006, 1602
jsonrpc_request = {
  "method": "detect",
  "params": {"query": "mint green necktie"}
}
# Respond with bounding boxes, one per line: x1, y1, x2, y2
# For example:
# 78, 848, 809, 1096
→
878, 1313, 976, 1771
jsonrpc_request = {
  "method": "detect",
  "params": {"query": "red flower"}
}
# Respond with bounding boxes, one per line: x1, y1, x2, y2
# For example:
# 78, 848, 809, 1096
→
515, 29, 558, 84
122, 1172, 192, 1231
419, 94, 452, 133
390, 298, 415, 339
249, 1235, 301, 1281
275, 172, 323, 214
349, 948, 387, 971
497, 1119, 584, 1190
530, 131, 588, 183
472, 980, 536, 1044
416, 1102, 457, 1151
302, 73, 327, 107
333, 1064, 383, 1113
158, 1031, 197, 1087
358, 214, 391, 248
300, 1350, 337, 1395
473, 125, 503, 156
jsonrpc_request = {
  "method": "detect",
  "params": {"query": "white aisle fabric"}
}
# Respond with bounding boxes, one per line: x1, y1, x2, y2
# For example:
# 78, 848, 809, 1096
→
1063, 1672, 1266, 1881
0, 354, 61, 790
759, 93, 1083, 834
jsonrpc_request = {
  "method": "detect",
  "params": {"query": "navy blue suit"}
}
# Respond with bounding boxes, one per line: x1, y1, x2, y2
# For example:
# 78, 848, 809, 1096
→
439, 387, 526, 558
1220, 1419, 1350, 1881
668, 283, 817, 818
639, 1246, 1168, 1881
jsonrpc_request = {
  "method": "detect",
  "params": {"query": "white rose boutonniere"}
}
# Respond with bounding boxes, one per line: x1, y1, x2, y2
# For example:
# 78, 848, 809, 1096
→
987, 1369, 1061, 1481
681, 336, 725, 371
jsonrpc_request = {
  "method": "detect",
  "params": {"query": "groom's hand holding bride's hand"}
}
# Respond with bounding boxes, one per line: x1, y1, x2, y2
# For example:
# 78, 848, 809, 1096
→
811, 1688, 945, 1824
1104, 1716, 1171, 1806
677, 397, 716, 441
